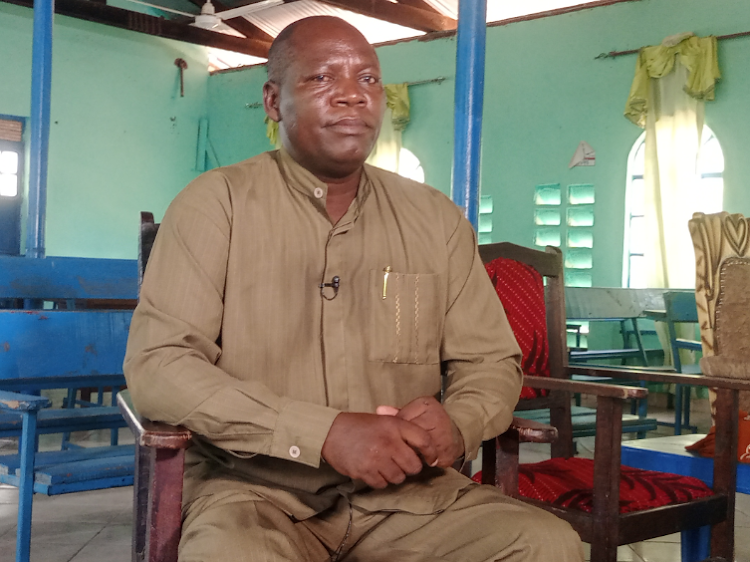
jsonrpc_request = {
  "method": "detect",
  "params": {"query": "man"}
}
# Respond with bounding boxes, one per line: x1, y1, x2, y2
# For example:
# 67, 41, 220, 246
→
124, 15, 583, 562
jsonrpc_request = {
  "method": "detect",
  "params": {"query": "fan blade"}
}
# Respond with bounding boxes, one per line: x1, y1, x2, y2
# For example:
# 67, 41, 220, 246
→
215, 0, 283, 20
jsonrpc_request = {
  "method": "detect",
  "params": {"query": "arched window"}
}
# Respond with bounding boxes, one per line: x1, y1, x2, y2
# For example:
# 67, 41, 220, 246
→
622, 126, 724, 287
398, 147, 425, 183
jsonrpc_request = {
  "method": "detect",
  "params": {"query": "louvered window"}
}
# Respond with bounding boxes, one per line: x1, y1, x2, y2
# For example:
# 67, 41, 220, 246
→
0, 118, 23, 198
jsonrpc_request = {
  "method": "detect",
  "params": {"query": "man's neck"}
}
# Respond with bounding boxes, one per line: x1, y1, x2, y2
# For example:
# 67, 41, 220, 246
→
325, 169, 361, 225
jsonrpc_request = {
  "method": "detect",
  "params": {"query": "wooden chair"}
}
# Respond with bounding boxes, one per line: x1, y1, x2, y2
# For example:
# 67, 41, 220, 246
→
478, 241, 750, 562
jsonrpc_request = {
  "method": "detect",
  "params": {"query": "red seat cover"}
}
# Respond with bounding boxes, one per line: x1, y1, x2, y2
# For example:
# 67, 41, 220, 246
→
472, 457, 714, 514
485, 257, 549, 398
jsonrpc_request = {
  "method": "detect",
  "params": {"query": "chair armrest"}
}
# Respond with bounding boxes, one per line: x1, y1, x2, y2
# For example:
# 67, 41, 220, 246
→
0, 390, 51, 412
505, 416, 558, 444
117, 391, 192, 449
567, 364, 750, 391
524, 374, 648, 399
700, 356, 750, 379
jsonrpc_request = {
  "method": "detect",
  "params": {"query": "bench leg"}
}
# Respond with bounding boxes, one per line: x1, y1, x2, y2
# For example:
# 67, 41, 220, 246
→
16, 411, 38, 562
681, 525, 710, 562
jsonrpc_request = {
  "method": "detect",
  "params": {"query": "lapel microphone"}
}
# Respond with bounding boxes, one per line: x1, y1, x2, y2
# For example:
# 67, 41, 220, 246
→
319, 276, 341, 300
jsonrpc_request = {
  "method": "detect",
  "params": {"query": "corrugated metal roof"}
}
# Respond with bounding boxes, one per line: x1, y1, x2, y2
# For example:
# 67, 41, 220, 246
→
207, 0, 605, 71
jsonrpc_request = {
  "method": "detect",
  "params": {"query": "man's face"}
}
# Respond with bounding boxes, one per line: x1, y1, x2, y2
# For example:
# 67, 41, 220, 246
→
264, 21, 386, 180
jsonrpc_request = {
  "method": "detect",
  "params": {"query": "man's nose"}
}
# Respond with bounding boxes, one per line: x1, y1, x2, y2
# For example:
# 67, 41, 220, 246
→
333, 77, 366, 106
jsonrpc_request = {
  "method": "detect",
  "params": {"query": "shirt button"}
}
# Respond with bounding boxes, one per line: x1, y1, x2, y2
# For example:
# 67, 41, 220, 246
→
313, 187, 324, 199
289, 445, 301, 459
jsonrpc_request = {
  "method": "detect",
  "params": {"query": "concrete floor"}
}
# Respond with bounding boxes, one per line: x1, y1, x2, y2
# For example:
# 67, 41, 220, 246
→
1, 400, 749, 562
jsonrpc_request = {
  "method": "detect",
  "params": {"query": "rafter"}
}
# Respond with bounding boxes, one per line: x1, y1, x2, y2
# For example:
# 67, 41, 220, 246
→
317, 0, 455, 33
186, 0, 274, 45
394, 0, 442, 16
1, 0, 271, 56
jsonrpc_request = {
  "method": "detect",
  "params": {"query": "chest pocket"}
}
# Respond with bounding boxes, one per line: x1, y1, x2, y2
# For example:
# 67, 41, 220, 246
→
367, 270, 442, 365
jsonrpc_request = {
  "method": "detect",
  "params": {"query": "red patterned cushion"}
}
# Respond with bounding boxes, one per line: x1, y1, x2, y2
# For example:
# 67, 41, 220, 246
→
472, 457, 714, 514
485, 257, 549, 398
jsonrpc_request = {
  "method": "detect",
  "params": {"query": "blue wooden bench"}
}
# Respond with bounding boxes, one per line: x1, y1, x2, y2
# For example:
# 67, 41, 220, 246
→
0, 255, 137, 562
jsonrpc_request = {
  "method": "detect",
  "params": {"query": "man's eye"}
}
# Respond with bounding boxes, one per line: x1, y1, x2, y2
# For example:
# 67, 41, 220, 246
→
361, 75, 381, 85
312, 75, 329, 82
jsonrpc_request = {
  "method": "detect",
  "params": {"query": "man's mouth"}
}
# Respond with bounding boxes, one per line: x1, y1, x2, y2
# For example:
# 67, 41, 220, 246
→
328, 118, 371, 134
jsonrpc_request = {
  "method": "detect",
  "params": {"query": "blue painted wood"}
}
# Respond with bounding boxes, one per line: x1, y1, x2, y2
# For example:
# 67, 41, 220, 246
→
16, 411, 37, 562
0, 405, 126, 438
33, 474, 134, 495
451, 0, 487, 230
0, 374, 125, 391
28, 454, 134, 485
0, 311, 131, 379
0, 255, 137, 300
681, 525, 710, 562
0, 444, 134, 473
0, 390, 50, 411
26, 0, 54, 260
621, 434, 750, 494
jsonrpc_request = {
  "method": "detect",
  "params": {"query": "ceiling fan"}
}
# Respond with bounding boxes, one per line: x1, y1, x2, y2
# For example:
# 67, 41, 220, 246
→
124, 0, 283, 31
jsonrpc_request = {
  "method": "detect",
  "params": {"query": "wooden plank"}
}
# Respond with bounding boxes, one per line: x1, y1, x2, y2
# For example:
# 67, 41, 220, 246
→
524, 374, 648, 399
0, 445, 134, 473
621, 434, 750, 494
0, 255, 137, 300
0, 311, 131, 379
0, 390, 50, 411
36, 475, 134, 495
0, 0, 272, 56
617, 495, 728, 545
31, 455, 134, 485
317, 0, 456, 32
506, 417, 557, 444
569, 365, 750, 391
0, 374, 125, 391
0, 406, 126, 436
565, 287, 669, 320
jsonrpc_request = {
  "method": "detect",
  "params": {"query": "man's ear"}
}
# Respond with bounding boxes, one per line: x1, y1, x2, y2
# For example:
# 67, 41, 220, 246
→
263, 81, 281, 122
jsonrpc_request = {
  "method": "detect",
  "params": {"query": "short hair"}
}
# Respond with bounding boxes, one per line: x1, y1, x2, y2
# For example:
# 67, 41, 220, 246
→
266, 19, 299, 84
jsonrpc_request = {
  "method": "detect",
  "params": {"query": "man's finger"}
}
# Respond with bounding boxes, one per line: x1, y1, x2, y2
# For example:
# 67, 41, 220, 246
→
397, 397, 437, 422
376, 405, 400, 416
399, 421, 438, 466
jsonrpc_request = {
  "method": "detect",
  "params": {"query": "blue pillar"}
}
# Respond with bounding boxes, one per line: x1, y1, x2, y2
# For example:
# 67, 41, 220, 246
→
26, 0, 54, 259
451, 0, 487, 232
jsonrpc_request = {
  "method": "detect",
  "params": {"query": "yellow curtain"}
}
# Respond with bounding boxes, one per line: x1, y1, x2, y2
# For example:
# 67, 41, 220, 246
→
624, 34, 720, 381
265, 83, 411, 172
625, 35, 720, 128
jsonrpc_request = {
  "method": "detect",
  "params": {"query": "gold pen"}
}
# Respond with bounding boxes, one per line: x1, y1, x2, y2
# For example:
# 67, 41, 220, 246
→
382, 266, 392, 299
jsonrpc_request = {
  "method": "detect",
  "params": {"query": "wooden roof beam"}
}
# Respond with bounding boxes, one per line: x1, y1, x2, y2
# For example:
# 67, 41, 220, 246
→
0, 0, 271, 57
394, 0, 442, 16
317, 0, 455, 33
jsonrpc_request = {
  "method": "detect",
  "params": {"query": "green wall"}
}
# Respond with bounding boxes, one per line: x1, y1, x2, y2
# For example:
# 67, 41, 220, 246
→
0, 2, 209, 258
207, 0, 750, 288
2, 0, 749, 266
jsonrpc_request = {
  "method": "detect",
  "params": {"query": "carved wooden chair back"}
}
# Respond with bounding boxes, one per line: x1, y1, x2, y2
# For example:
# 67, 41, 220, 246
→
690, 211, 750, 411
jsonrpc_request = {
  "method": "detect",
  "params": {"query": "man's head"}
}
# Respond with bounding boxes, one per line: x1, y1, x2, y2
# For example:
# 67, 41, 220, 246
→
263, 17, 385, 181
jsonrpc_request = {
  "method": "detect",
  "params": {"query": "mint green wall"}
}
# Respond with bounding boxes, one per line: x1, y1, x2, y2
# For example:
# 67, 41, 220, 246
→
207, 0, 750, 289
0, 2, 208, 258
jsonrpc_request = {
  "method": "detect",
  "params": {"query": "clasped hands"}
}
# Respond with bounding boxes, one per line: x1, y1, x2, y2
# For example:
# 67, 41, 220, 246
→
321, 396, 465, 489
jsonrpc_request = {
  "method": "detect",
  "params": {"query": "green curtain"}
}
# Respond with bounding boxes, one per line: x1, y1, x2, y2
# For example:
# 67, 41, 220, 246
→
624, 35, 720, 128
265, 83, 410, 146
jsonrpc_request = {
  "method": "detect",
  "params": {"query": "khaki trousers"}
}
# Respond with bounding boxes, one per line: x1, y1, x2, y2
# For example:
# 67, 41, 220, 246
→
179, 483, 584, 562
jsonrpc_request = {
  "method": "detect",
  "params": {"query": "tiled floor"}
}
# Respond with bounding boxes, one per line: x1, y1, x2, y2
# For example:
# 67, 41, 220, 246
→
1, 401, 750, 562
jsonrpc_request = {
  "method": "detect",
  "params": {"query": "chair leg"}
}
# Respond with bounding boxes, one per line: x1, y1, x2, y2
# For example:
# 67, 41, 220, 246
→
681, 526, 710, 562
16, 411, 38, 562
674, 385, 683, 435
133, 442, 152, 562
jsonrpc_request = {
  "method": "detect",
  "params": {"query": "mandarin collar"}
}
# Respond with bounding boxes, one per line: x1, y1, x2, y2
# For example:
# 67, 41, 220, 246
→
275, 147, 372, 225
